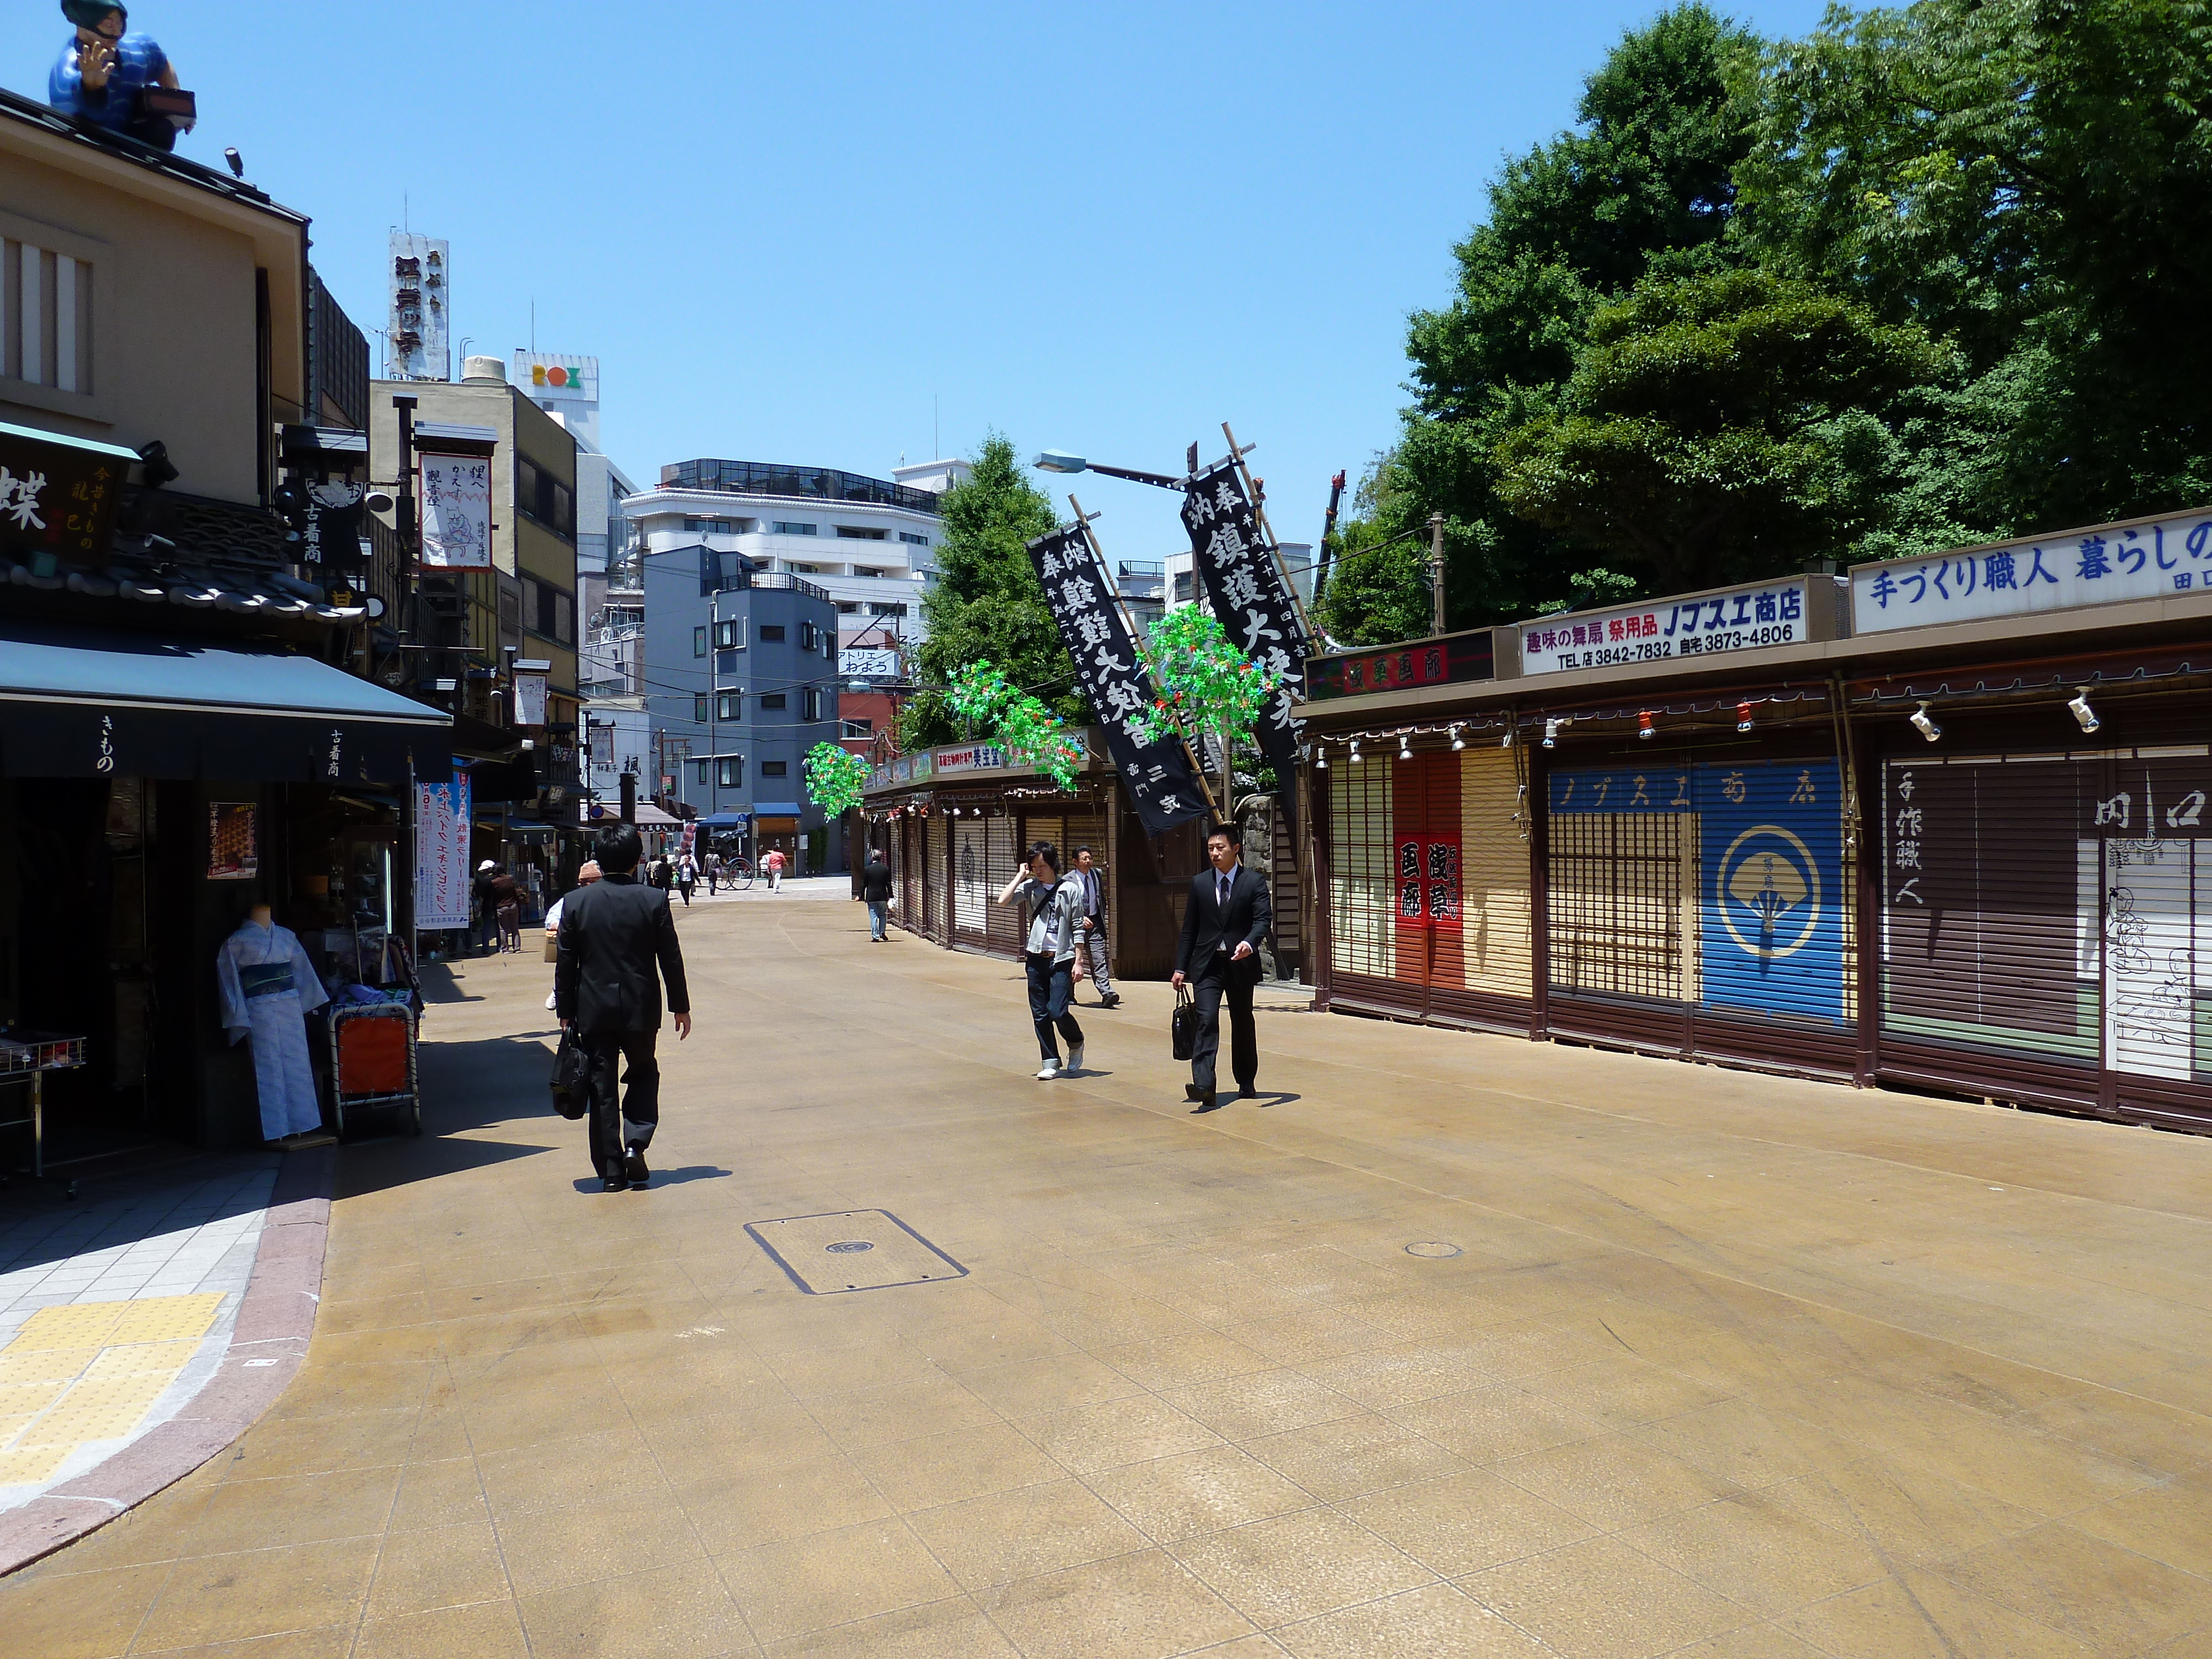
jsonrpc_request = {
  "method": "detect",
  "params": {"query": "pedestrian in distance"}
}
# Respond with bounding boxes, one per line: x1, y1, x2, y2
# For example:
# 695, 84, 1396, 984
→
764, 846, 786, 893
1171, 822, 1271, 1112
472, 859, 501, 955
860, 849, 894, 941
704, 849, 721, 894
1072, 845, 1119, 1008
997, 841, 1087, 1080
542, 860, 601, 1009
676, 854, 697, 907
555, 826, 692, 1192
488, 864, 524, 954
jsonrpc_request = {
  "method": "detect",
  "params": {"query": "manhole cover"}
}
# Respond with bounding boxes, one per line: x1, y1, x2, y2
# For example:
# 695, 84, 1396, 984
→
825, 1240, 874, 1254
744, 1210, 968, 1295
1405, 1241, 1464, 1259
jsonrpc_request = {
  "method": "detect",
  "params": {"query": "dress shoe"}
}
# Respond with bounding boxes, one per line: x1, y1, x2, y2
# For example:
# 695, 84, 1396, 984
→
1239, 1086, 1257, 1099
1190, 1092, 1219, 1113
623, 1147, 651, 1188
1183, 1082, 1202, 1102
601, 1170, 628, 1192
1100, 993, 1121, 1008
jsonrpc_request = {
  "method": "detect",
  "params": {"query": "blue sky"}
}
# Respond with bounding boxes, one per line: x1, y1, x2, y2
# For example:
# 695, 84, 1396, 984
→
9, 1, 1830, 561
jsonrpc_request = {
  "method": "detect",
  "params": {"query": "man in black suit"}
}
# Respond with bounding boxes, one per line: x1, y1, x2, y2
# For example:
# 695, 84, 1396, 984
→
1171, 822, 1272, 1111
555, 825, 693, 1191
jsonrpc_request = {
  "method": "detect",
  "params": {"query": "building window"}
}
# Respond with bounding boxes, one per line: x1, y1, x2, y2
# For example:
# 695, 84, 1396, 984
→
836, 601, 860, 614
515, 456, 576, 539
851, 566, 884, 580
761, 760, 788, 778
761, 693, 787, 711
869, 601, 908, 617
717, 692, 742, 721
824, 633, 837, 659
792, 564, 821, 575
694, 759, 711, 785
693, 625, 707, 657
1173, 571, 1194, 602
771, 521, 816, 536
803, 686, 824, 721
759, 625, 786, 643
693, 694, 709, 722
713, 619, 741, 650
800, 622, 817, 650
4, 239, 95, 394
684, 517, 703, 532
900, 531, 929, 546
717, 757, 743, 788
842, 718, 873, 738
520, 576, 573, 644
836, 526, 887, 540
555, 591, 573, 645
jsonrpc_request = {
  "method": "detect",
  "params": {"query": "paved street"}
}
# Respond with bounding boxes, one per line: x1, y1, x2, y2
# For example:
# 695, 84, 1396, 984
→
6, 895, 2212, 1658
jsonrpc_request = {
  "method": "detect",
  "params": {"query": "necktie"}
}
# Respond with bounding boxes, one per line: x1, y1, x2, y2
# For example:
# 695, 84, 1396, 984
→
1218, 875, 1230, 913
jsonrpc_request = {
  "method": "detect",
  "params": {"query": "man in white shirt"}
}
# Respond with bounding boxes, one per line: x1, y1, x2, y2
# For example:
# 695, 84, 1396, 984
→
995, 840, 1087, 1080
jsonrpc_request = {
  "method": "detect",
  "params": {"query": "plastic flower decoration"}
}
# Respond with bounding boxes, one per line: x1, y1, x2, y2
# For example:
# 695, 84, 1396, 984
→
1128, 608, 1286, 748
803, 742, 873, 817
944, 659, 1085, 791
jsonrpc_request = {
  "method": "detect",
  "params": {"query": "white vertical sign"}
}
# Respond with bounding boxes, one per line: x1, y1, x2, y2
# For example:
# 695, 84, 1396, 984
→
419, 452, 492, 569
414, 776, 472, 928
513, 672, 549, 726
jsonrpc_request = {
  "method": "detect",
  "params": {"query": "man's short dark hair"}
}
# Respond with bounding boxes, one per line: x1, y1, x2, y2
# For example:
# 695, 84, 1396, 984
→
1207, 822, 1242, 846
1026, 840, 1060, 872
593, 825, 643, 873
1074, 844, 1092, 857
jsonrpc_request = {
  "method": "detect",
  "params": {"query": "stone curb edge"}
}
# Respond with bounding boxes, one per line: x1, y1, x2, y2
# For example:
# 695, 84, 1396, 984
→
0, 1144, 338, 1577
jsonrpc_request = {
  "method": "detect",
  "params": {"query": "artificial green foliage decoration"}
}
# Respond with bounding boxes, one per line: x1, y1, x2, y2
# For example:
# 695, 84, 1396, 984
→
802, 743, 872, 818
1129, 608, 1287, 752
944, 659, 1086, 791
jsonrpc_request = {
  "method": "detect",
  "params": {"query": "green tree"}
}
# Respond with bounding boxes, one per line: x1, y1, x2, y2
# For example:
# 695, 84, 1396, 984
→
1327, 4, 1765, 639
1494, 269, 1951, 589
901, 436, 1086, 748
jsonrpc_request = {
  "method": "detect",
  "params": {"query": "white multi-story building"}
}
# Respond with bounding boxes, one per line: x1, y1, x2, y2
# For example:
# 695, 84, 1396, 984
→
513, 352, 641, 577
622, 457, 967, 648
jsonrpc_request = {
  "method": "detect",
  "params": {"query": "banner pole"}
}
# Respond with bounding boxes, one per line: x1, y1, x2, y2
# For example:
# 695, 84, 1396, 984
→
1220, 421, 1321, 651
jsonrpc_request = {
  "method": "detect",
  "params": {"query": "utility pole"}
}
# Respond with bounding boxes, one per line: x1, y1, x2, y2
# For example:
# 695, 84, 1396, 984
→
1428, 512, 1448, 637
393, 393, 419, 659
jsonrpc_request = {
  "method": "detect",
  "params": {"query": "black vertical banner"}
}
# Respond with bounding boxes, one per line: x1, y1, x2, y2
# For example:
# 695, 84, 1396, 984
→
1182, 458, 1308, 800
1027, 525, 1211, 837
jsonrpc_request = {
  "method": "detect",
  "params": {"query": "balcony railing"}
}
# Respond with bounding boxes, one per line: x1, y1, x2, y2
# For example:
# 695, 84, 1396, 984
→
659, 459, 942, 516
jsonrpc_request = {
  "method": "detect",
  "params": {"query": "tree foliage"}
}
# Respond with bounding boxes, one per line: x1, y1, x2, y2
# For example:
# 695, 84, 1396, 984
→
901, 436, 1086, 748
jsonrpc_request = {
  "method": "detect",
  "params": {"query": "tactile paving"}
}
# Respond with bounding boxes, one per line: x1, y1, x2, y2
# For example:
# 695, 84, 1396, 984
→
0, 1443, 71, 1484
0, 1345, 102, 1385
85, 1340, 198, 1379
107, 1293, 223, 1345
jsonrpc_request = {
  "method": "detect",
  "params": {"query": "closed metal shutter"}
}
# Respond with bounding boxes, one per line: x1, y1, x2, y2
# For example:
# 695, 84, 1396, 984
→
1021, 814, 1066, 867
952, 819, 990, 945
985, 814, 1021, 955
1437, 746, 1534, 1029
1326, 757, 1404, 1008
925, 813, 948, 940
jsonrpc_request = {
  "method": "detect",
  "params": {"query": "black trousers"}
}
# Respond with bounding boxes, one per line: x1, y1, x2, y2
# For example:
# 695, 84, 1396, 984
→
1191, 954, 1260, 1094
1024, 952, 1084, 1063
583, 1027, 659, 1172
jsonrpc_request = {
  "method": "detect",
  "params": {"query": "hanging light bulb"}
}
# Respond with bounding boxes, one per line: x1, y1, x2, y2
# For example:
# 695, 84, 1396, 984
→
1397, 735, 1413, 761
1350, 740, 1363, 764
1314, 745, 1329, 770
1637, 710, 1656, 741
1910, 701, 1941, 743
1736, 702, 1754, 733
1542, 718, 1562, 749
2068, 687, 2100, 733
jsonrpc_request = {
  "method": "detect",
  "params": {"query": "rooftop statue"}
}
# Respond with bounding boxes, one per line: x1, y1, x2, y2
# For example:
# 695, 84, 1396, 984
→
49, 1, 192, 153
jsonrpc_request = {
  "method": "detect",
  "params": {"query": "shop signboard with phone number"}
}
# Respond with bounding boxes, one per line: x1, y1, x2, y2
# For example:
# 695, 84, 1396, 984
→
1520, 581, 1808, 675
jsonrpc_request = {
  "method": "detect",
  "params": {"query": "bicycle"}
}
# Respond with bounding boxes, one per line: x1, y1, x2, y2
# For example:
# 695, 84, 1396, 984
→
726, 856, 757, 891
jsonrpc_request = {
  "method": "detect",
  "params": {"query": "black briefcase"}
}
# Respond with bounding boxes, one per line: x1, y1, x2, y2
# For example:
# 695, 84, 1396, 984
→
1171, 984, 1197, 1061
549, 1029, 588, 1119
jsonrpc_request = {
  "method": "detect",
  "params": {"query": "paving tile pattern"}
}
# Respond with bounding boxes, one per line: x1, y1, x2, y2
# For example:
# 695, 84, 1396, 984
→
2, 903, 2210, 1656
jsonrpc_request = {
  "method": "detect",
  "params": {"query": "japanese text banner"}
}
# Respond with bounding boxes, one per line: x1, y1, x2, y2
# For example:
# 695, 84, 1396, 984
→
1852, 510, 2212, 633
1182, 460, 1307, 797
1027, 524, 1209, 838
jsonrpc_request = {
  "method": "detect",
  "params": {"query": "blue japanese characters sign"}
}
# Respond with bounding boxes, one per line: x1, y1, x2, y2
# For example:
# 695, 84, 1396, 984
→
1521, 581, 1808, 675
1852, 510, 2212, 634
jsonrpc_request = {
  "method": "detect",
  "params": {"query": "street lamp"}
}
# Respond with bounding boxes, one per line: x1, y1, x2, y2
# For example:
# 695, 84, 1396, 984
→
1031, 450, 1187, 492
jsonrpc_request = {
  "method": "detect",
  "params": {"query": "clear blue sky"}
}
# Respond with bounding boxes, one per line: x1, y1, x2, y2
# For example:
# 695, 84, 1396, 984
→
8, 1, 1830, 561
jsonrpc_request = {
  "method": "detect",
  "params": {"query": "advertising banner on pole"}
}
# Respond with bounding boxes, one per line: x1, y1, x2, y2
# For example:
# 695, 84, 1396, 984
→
1182, 458, 1307, 799
1027, 524, 1208, 837
414, 775, 472, 928
419, 452, 492, 569
513, 672, 549, 727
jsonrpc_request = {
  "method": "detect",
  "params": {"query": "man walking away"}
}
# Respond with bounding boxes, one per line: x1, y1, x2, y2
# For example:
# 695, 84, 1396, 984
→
1073, 846, 1119, 1008
1171, 823, 1271, 1111
764, 847, 786, 892
555, 826, 693, 1191
861, 850, 894, 942
704, 849, 721, 894
996, 841, 1086, 1079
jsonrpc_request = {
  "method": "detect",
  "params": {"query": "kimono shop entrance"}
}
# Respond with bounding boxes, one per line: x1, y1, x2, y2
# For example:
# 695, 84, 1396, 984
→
0, 620, 452, 1164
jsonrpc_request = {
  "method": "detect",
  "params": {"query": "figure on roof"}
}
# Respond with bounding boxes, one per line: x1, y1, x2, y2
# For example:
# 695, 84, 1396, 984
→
49, 2, 191, 153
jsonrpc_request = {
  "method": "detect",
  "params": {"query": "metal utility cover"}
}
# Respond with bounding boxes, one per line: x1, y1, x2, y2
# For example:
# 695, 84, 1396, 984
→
744, 1210, 967, 1295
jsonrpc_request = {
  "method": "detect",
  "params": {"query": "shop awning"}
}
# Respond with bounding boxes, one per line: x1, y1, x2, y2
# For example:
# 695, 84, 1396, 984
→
579, 802, 680, 827
0, 618, 451, 782
753, 801, 802, 817
695, 812, 750, 828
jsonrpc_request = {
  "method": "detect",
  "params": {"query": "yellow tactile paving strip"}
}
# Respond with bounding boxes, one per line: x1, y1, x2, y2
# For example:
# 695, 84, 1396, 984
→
0, 1294, 222, 1485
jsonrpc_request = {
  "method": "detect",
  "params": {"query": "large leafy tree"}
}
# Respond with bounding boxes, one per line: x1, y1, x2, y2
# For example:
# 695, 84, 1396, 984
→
1328, 5, 1764, 638
1494, 269, 1950, 590
901, 436, 1086, 748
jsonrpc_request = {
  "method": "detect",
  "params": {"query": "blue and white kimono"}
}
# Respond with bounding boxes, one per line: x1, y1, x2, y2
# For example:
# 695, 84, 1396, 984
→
215, 919, 329, 1140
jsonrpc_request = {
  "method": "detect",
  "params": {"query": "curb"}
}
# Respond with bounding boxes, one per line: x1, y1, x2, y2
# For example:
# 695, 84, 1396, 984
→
0, 1144, 337, 1576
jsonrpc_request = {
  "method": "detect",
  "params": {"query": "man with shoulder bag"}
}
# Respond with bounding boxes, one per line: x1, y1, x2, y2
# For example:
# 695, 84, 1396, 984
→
555, 826, 693, 1191
995, 841, 1087, 1081
1170, 822, 1271, 1112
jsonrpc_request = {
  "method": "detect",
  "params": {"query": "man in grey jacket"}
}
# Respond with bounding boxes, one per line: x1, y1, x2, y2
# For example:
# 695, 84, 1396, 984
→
556, 826, 693, 1190
996, 840, 1086, 1080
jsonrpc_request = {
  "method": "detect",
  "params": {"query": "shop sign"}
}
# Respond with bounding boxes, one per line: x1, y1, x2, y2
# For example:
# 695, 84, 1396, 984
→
414, 776, 472, 928
841, 647, 899, 680
513, 671, 549, 726
1306, 629, 1494, 701
933, 744, 1008, 775
206, 802, 259, 880
1522, 581, 1809, 675
419, 452, 492, 569
1852, 508, 2212, 633
0, 421, 127, 568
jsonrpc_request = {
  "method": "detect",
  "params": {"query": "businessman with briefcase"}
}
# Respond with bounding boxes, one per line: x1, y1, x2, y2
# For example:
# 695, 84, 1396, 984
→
1171, 822, 1271, 1112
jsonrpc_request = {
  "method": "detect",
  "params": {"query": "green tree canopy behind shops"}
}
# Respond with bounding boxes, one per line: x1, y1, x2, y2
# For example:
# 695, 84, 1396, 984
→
901, 436, 1088, 749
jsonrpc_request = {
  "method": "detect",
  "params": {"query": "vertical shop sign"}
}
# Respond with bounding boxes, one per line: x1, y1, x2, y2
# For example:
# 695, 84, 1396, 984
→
206, 802, 259, 880
1182, 458, 1307, 794
1026, 523, 1207, 836
419, 452, 492, 569
513, 671, 549, 727
414, 775, 472, 928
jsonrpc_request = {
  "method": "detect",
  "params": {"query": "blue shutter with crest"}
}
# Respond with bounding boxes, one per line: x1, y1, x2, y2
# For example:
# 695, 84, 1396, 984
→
1697, 760, 1846, 1026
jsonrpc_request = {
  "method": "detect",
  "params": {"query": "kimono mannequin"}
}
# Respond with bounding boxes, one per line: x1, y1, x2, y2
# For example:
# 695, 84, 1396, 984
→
216, 903, 329, 1141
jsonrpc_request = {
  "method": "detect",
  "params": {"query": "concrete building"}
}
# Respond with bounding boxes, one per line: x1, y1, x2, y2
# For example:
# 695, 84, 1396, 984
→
639, 543, 844, 872
623, 457, 965, 650
578, 567, 644, 699
512, 352, 639, 578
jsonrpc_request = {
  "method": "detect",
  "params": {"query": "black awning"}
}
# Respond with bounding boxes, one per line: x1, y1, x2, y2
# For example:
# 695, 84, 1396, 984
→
0, 619, 451, 783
